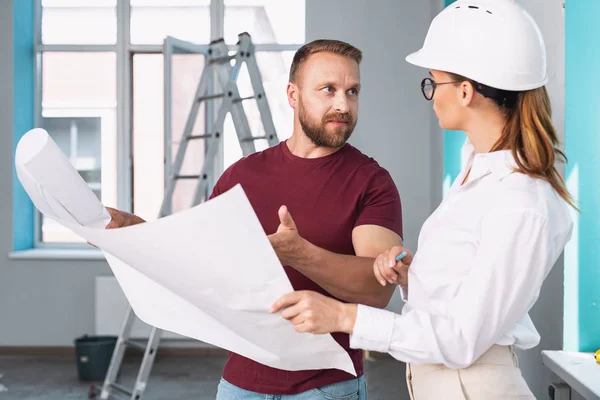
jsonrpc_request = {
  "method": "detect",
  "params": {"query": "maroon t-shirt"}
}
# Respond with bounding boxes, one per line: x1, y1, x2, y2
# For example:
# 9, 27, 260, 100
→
209, 141, 403, 395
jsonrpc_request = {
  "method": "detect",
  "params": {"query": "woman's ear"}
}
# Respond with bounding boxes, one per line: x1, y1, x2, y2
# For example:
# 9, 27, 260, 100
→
460, 81, 475, 107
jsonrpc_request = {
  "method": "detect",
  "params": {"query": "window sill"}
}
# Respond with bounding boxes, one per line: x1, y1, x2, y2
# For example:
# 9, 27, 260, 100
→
8, 248, 106, 261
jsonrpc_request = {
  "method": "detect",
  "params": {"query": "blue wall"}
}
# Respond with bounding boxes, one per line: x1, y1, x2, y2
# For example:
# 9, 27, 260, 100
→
443, 129, 465, 192
564, 0, 600, 352
12, 0, 35, 250
442, 0, 466, 192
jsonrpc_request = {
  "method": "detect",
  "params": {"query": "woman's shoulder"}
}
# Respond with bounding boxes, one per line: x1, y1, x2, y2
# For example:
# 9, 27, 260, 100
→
489, 172, 572, 228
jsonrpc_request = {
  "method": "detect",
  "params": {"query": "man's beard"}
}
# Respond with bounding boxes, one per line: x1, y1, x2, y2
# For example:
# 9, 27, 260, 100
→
299, 103, 356, 149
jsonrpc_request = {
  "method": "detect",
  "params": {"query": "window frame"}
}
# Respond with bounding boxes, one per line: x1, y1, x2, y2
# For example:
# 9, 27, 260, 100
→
33, 0, 303, 248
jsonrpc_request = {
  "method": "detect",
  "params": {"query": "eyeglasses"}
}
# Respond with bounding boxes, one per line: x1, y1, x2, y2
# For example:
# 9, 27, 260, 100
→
420, 77, 461, 101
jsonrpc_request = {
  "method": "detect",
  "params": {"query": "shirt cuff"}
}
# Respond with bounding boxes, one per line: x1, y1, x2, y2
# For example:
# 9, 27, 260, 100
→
349, 304, 395, 353
400, 285, 408, 302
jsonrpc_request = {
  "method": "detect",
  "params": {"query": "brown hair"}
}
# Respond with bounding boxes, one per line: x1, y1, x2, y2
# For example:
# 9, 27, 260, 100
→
450, 73, 577, 209
289, 39, 363, 83
494, 88, 577, 209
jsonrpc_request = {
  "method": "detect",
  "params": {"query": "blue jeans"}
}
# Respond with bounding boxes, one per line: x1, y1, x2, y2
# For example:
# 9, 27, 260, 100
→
216, 376, 367, 400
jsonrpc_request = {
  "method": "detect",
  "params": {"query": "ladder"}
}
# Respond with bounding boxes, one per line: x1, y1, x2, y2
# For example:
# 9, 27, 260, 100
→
94, 32, 279, 400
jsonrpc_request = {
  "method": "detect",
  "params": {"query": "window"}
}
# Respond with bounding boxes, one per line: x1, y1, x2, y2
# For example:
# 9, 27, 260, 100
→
132, 52, 209, 220
129, 0, 211, 45
224, 0, 304, 44
34, 0, 304, 245
41, 0, 118, 45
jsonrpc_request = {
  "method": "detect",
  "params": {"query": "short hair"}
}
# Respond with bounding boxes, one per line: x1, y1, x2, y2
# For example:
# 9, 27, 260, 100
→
289, 39, 363, 83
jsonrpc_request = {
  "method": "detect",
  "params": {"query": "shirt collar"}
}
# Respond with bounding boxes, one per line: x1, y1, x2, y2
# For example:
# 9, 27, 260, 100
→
462, 139, 519, 182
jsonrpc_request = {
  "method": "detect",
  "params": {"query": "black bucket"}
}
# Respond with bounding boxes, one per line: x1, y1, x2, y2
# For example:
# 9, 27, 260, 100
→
74, 335, 117, 381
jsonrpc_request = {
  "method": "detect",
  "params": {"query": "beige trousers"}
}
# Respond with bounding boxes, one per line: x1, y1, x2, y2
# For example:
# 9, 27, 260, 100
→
406, 345, 536, 399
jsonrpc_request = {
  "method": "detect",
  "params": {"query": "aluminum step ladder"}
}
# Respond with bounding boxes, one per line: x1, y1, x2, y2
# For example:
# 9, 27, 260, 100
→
94, 32, 279, 400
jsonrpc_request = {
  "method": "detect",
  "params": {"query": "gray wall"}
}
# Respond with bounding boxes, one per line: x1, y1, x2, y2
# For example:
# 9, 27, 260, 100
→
306, 0, 441, 397
306, 0, 442, 254
515, 1, 566, 399
306, 0, 442, 316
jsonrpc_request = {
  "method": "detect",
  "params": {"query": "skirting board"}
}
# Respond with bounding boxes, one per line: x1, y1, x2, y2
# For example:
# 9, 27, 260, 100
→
0, 346, 228, 357
0, 347, 391, 361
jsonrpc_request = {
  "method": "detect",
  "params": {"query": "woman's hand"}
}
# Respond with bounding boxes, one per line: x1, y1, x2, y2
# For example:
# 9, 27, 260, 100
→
374, 246, 413, 286
270, 291, 357, 334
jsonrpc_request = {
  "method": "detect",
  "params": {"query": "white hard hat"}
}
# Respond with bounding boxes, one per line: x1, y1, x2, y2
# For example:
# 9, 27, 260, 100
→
406, 0, 547, 91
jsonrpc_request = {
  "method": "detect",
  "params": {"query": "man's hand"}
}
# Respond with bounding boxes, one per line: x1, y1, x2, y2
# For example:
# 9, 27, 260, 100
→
88, 207, 146, 247
267, 206, 306, 266
105, 207, 146, 229
373, 246, 413, 287
270, 290, 357, 335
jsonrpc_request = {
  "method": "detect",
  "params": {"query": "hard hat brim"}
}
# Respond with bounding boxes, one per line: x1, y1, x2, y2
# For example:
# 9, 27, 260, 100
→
405, 50, 429, 70
405, 49, 548, 92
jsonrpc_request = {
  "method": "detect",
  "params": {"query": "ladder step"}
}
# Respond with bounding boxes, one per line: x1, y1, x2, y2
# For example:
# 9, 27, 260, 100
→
186, 134, 212, 140
175, 175, 199, 180
208, 37, 225, 45
233, 95, 256, 103
241, 136, 268, 142
198, 93, 225, 102
93, 384, 128, 400
208, 55, 236, 64
110, 382, 133, 396
125, 339, 148, 352
174, 174, 208, 180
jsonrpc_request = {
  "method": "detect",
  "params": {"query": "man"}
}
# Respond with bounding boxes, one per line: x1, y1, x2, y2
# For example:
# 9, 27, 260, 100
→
106, 39, 403, 399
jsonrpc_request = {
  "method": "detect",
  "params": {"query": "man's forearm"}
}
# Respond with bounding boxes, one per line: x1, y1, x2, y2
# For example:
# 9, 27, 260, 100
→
292, 239, 395, 308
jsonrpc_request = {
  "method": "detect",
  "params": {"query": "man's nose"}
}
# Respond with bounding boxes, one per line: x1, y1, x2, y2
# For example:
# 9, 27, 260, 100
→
333, 93, 350, 113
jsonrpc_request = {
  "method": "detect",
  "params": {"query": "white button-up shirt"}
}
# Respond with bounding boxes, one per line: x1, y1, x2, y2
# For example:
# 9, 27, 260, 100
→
350, 142, 574, 368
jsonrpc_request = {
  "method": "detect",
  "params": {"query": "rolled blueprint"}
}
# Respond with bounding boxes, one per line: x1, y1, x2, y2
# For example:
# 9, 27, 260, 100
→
15, 128, 111, 228
14, 128, 356, 376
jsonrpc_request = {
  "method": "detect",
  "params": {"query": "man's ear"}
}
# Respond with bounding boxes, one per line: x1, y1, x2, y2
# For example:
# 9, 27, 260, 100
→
287, 82, 299, 109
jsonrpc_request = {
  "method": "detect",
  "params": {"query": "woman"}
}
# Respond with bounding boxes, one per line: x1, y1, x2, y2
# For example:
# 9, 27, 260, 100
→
270, 0, 575, 398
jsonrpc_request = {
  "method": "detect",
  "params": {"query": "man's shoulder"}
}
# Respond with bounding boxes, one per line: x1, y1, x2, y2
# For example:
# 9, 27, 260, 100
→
211, 144, 281, 197
343, 143, 392, 178
226, 142, 282, 171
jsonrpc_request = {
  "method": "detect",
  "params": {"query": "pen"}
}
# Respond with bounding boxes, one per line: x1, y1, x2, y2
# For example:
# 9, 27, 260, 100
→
395, 251, 408, 262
